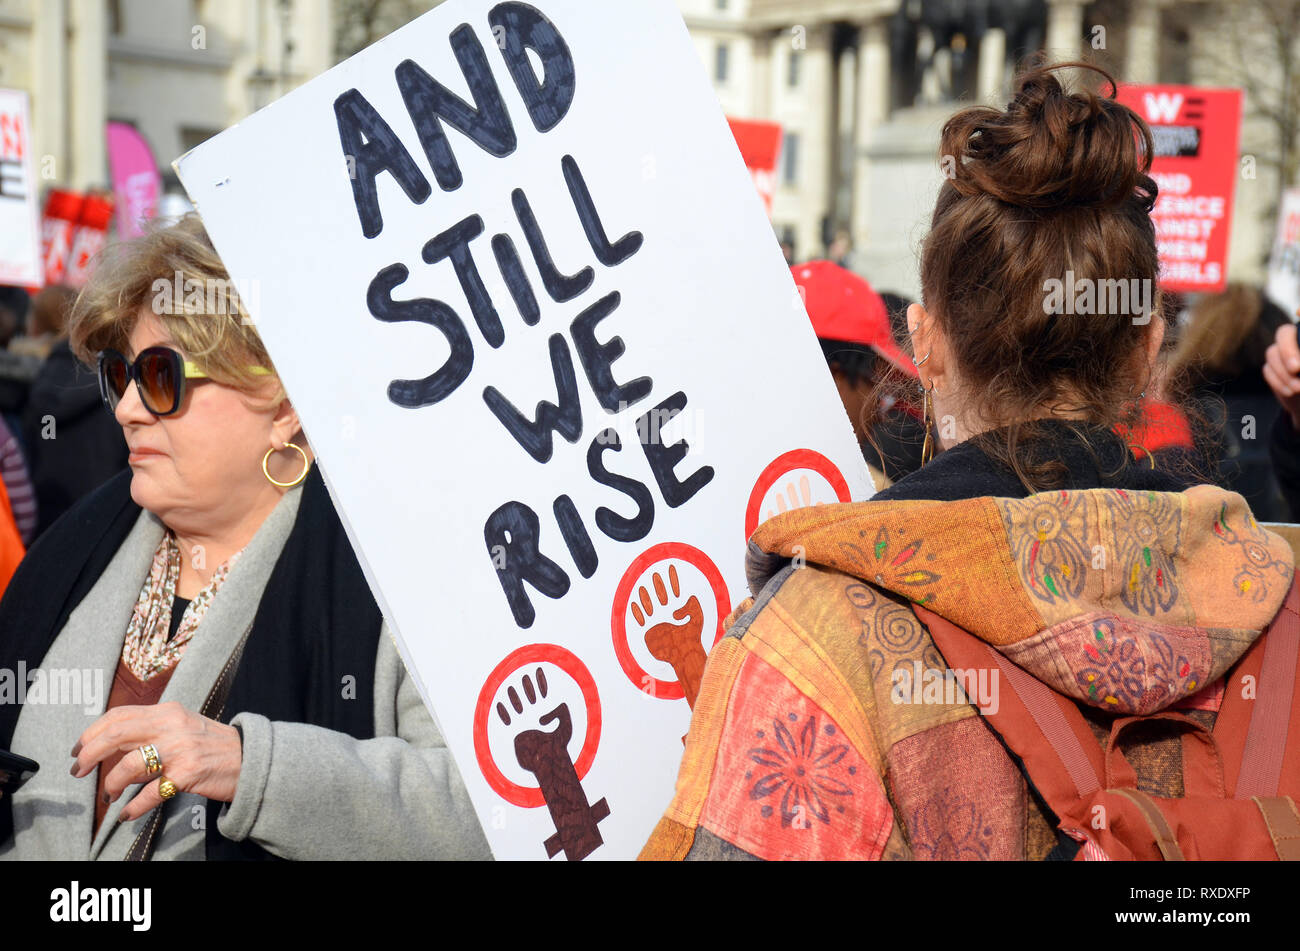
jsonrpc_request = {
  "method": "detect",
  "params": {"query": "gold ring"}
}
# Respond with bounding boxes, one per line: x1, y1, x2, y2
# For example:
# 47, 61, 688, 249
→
140, 744, 162, 775
158, 776, 178, 800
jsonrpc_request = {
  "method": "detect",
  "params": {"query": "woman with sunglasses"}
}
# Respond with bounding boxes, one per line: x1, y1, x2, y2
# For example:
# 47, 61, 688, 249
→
0, 214, 490, 860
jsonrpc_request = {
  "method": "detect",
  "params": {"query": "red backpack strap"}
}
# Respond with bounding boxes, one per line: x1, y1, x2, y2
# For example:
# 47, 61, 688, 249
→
1106, 713, 1226, 798
1112, 788, 1186, 861
1253, 796, 1300, 859
916, 596, 1300, 860
988, 648, 1102, 796
1234, 579, 1300, 799
913, 604, 1104, 809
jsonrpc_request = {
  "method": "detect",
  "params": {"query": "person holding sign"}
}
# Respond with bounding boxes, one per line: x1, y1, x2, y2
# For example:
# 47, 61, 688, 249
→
0, 215, 489, 860
1262, 317, 1300, 520
644, 63, 1300, 861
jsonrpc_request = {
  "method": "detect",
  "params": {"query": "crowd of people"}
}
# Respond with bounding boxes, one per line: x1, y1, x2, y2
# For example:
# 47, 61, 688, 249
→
1, 59, 1299, 862
798, 252, 1300, 526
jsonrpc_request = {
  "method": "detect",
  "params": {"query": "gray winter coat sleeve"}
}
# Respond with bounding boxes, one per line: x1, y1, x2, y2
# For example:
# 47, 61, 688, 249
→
216, 624, 492, 860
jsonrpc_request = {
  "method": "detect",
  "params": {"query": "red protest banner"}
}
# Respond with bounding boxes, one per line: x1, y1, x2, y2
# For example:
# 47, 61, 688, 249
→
727, 117, 782, 217
40, 188, 84, 287
63, 192, 114, 288
1116, 84, 1243, 293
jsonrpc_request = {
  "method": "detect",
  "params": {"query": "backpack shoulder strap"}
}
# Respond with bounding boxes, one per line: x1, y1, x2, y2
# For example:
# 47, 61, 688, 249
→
912, 604, 1104, 808
1253, 796, 1300, 860
1113, 788, 1185, 861
1232, 578, 1300, 799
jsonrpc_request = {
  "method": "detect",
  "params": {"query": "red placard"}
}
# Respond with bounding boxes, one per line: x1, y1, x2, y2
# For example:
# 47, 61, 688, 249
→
63, 192, 115, 288
727, 117, 782, 217
40, 189, 84, 288
1116, 84, 1242, 293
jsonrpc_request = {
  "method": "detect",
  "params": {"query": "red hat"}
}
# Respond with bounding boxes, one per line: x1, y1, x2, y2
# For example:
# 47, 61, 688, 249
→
791, 260, 917, 379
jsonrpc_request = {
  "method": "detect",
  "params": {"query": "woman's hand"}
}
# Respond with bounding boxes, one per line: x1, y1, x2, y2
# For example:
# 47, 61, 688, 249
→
1264, 322, 1300, 430
69, 702, 242, 822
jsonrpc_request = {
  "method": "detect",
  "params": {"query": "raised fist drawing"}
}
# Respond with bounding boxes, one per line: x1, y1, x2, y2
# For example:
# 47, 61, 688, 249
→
633, 565, 707, 708
765, 474, 814, 521
496, 667, 609, 860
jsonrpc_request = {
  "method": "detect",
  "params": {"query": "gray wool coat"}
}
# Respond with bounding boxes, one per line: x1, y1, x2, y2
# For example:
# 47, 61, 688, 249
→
1, 482, 492, 860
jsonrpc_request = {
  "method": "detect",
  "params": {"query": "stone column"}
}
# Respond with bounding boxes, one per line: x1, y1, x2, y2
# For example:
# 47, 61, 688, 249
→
1125, 0, 1162, 85
32, 0, 68, 186
977, 27, 1006, 102
751, 29, 773, 117
851, 15, 889, 260
1044, 0, 1085, 62
69, 0, 107, 190
798, 21, 835, 258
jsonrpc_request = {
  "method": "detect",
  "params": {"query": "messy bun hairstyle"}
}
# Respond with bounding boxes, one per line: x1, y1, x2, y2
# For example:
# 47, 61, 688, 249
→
919, 61, 1165, 491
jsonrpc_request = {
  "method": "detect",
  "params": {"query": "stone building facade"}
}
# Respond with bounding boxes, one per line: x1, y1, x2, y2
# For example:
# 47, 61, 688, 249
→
679, 0, 1290, 298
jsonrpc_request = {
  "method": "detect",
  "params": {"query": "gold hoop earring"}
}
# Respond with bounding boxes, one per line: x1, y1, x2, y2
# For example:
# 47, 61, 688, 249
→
921, 381, 937, 466
263, 442, 310, 488
1127, 442, 1156, 470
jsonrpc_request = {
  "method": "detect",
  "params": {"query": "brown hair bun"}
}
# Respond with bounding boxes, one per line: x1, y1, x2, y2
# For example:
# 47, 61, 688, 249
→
916, 60, 1170, 492
941, 62, 1156, 213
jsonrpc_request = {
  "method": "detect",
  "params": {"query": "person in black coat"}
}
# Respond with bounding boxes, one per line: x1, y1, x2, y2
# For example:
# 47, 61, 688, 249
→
21, 337, 129, 540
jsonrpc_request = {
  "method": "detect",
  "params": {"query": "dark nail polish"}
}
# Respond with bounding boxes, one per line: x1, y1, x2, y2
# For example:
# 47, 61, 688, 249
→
102, 792, 111, 804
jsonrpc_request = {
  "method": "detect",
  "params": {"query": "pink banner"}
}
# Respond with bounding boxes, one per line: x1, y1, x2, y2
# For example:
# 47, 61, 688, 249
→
106, 121, 160, 239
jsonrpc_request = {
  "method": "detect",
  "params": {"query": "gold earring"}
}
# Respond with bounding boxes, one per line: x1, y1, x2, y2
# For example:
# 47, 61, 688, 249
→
921, 381, 937, 466
263, 442, 310, 488
1127, 442, 1156, 470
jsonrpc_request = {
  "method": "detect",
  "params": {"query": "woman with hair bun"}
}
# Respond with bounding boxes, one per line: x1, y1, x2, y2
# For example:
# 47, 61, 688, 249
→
642, 63, 1300, 861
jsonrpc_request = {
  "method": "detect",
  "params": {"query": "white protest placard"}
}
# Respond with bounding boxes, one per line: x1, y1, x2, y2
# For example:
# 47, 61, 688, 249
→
0, 89, 44, 286
1267, 187, 1300, 319
177, 0, 872, 859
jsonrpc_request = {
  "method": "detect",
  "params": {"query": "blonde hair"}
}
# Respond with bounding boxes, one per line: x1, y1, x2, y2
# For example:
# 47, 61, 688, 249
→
1168, 283, 1264, 381
69, 213, 284, 406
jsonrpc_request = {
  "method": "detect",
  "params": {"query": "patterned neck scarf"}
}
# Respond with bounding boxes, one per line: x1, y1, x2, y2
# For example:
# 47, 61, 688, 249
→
121, 531, 245, 681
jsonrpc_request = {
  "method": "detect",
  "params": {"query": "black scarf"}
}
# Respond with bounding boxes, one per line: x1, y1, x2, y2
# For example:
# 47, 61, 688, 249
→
0, 465, 381, 860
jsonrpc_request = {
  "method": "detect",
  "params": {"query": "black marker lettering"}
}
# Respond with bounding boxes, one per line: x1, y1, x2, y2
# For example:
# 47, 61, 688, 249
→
512, 187, 593, 303
394, 23, 516, 192
482, 333, 583, 462
488, 2, 576, 132
587, 429, 655, 542
485, 501, 570, 628
638, 391, 714, 507
553, 494, 598, 579
368, 263, 473, 408
570, 292, 652, 413
334, 89, 431, 239
422, 215, 503, 348
491, 233, 541, 327
562, 155, 643, 266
